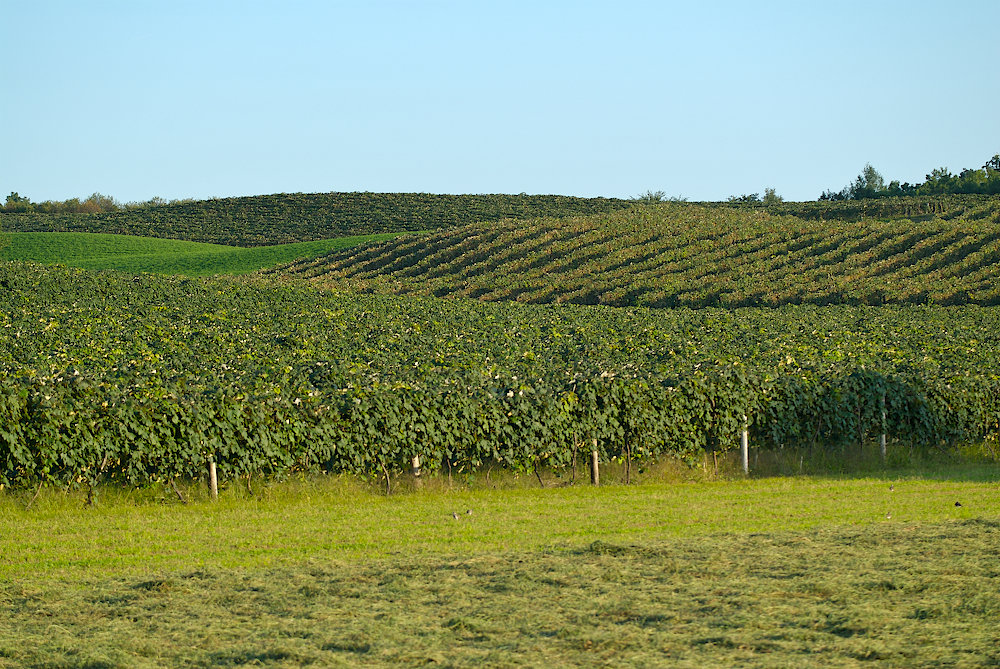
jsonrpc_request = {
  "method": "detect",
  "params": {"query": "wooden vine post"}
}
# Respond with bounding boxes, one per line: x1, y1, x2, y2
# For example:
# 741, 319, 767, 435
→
411, 455, 422, 487
590, 439, 599, 486
880, 391, 887, 463
741, 415, 749, 475
208, 457, 218, 500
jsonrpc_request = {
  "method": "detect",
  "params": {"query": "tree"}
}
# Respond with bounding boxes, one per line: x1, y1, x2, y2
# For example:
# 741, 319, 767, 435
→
632, 190, 666, 203
918, 167, 956, 195
4, 192, 32, 212
884, 180, 917, 197
985, 155, 1000, 194
631, 190, 689, 204
819, 164, 887, 200
80, 192, 120, 213
849, 164, 886, 199
762, 187, 783, 205
819, 153, 1000, 199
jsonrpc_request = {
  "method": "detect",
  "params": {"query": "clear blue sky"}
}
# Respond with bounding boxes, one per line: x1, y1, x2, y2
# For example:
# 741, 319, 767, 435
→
2, 0, 998, 203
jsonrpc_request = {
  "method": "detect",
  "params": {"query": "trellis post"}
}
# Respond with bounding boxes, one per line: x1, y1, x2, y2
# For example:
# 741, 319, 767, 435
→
590, 440, 599, 486
411, 455, 422, 488
741, 415, 749, 475
880, 392, 887, 463
208, 458, 218, 500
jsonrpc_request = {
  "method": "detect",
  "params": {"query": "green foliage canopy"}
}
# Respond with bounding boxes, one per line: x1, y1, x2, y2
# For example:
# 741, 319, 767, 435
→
1, 263, 999, 490
821, 154, 1000, 199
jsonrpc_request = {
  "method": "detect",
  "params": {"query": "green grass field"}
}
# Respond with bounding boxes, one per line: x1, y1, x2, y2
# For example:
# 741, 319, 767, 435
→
0, 231, 411, 276
3, 461, 999, 667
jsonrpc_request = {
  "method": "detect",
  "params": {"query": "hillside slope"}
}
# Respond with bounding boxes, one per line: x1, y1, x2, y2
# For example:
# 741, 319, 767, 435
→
0, 231, 406, 276
724, 194, 998, 222
273, 197, 1000, 308
0, 192, 634, 247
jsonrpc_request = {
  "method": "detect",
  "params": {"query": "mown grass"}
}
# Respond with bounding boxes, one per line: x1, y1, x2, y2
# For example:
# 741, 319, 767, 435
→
4, 521, 999, 668
2, 459, 999, 667
0, 231, 412, 276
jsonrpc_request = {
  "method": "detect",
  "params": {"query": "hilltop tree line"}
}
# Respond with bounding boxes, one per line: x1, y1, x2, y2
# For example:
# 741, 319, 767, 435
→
821, 154, 1000, 200
1, 192, 192, 214
3, 154, 998, 213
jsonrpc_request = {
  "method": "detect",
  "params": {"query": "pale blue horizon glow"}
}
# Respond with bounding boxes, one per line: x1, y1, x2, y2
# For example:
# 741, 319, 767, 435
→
2, 0, 998, 204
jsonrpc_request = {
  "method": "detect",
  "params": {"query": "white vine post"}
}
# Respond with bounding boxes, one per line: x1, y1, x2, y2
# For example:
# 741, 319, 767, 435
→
590, 439, 599, 485
741, 415, 749, 475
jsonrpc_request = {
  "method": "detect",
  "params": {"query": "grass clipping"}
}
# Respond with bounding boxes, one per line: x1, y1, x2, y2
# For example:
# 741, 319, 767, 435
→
3, 519, 999, 668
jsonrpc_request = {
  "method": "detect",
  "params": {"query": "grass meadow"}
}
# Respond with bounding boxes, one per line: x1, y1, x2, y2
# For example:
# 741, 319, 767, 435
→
0, 231, 411, 276
2, 455, 999, 667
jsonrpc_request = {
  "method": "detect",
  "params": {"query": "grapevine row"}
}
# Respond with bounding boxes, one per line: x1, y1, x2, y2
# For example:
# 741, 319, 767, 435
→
2, 263, 999, 489
277, 199, 1000, 307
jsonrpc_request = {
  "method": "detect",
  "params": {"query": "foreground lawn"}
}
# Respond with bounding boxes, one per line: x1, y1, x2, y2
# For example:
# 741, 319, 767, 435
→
2, 468, 999, 667
0, 231, 409, 276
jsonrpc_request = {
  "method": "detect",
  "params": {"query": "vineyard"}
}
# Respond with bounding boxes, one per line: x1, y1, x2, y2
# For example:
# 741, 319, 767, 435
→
728, 193, 999, 222
275, 196, 1000, 307
2, 261, 999, 490
0, 192, 634, 247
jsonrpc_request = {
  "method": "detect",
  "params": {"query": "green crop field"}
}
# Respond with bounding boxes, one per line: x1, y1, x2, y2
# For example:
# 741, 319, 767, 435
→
0, 231, 410, 276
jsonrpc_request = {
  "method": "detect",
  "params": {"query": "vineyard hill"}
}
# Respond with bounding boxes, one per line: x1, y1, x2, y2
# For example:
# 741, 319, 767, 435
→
0, 192, 635, 247
273, 196, 1000, 308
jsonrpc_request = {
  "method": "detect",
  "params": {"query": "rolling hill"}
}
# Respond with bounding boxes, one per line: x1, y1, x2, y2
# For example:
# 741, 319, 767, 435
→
0, 192, 635, 247
272, 196, 1000, 308
0, 231, 408, 276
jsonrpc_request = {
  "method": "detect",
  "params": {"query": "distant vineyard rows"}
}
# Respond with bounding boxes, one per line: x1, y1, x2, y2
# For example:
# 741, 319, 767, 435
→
0, 192, 635, 247
724, 194, 998, 222
2, 263, 998, 489
276, 198, 1000, 308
